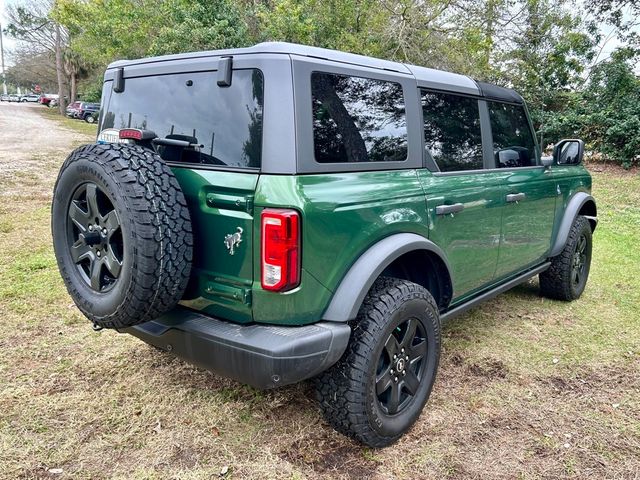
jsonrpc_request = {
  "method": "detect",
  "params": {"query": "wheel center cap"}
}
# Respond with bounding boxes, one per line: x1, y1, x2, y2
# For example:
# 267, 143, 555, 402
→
395, 357, 406, 372
84, 231, 103, 246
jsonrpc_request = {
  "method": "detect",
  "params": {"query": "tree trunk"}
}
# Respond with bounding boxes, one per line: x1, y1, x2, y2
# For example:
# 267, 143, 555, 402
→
313, 75, 368, 162
54, 23, 66, 114
70, 72, 77, 103
484, 0, 496, 70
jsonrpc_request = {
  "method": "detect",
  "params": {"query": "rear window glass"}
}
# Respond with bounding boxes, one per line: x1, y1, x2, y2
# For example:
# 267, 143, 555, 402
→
421, 91, 483, 172
488, 102, 537, 168
311, 72, 407, 163
102, 69, 263, 168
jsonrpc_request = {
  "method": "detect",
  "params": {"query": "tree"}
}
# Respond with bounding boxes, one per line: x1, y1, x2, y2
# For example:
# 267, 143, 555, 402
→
4, 46, 58, 92
582, 49, 640, 167
55, 0, 249, 63
495, 0, 597, 146
149, 0, 249, 55
5, 0, 70, 112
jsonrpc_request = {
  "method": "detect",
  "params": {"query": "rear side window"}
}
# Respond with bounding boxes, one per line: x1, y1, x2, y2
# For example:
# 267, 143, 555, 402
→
421, 91, 483, 172
102, 69, 263, 168
311, 72, 407, 163
488, 102, 537, 168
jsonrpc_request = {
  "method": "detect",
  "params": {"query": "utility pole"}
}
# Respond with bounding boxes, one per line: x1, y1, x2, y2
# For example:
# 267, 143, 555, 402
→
0, 21, 7, 95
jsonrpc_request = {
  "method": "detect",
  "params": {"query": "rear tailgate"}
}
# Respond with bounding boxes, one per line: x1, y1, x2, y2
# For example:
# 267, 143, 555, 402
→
97, 66, 266, 323
175, 168, 258, 324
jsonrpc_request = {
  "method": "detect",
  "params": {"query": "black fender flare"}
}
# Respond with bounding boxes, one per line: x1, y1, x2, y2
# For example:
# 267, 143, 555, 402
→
549, 192, 597, 257
322, 233, 453, 322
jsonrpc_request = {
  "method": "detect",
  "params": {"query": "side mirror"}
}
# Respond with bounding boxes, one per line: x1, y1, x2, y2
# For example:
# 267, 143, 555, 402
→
541, 156, 554, 168
553, 139, 584, 165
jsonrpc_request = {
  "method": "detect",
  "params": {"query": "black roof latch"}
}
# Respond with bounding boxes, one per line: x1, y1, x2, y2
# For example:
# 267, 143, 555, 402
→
113, 67, 125, 93
217, 57, 233, 87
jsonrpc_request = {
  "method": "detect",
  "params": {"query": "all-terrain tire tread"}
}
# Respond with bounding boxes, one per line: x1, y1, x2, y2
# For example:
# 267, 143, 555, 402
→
539, 215, 591, 301
52, 143, 193, 329
314, 277, 440, 448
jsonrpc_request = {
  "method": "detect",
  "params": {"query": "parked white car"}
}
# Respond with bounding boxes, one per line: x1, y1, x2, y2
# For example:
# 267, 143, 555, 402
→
20, 94, 41, 103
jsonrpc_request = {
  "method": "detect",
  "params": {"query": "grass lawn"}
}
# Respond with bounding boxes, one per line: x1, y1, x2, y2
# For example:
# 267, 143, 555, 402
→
0, 114, 638, 480
37, 106, 99, 137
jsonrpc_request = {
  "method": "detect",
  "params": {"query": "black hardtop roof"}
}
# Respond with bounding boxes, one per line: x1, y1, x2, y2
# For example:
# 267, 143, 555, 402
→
106, 42, 523, 104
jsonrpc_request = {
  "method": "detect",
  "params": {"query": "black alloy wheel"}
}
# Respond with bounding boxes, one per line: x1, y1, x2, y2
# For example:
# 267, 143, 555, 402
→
571, 233, 588, 288
67, 182, 124, 293
375, 317, 428, 415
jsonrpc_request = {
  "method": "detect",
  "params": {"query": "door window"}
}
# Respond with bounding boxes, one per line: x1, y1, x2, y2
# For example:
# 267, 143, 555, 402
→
421, 91, 483, 172
487, 102, 537, 168
311, 72, 407, 163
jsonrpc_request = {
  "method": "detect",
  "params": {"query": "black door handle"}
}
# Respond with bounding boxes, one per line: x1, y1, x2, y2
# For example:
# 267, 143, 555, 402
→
435, 203, 465, 215
506, 193, 526, 203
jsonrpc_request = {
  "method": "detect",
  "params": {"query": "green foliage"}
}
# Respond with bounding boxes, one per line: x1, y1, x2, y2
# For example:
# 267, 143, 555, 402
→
541, 48, 640, 167
582, 49, 640, 167
254, 0, 387, 57
54, 0, 248, 63
148, 0, 249, 56
500, 0, 597, 143
9, 0, 634, 166
79, 75, 104, 102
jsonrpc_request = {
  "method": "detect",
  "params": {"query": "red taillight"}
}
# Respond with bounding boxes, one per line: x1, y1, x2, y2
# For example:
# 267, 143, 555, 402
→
261, 209, 300, 292
119, 128, 144, 140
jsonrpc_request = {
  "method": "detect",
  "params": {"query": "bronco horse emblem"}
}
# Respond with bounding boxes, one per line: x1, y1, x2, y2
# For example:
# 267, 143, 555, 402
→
224, 227, 243, 255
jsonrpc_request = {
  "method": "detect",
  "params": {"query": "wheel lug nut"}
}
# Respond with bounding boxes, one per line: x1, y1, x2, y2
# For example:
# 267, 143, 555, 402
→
96, 251, 101, 257
102, 228, 107, 235
406, 356, 409, 360
403, 370, 406, 375
401, 348, 405, 353
394, 377, 398, 382
88, 225, 93, 231
393, 354, 397, 359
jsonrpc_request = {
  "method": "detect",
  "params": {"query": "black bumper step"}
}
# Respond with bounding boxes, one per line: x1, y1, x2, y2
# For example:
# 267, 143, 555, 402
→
122, 307, 351, 389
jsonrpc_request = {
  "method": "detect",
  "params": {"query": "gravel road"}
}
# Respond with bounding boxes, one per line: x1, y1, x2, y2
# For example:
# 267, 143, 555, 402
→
0, 101, 93, 198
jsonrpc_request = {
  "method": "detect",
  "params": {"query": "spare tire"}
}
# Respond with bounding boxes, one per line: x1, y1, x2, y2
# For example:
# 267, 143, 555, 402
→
51, 143, 193, 329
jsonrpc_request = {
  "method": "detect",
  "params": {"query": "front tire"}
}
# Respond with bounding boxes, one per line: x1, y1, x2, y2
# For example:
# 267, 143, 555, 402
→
540, 215, 592, 301
315, 277, 441, 447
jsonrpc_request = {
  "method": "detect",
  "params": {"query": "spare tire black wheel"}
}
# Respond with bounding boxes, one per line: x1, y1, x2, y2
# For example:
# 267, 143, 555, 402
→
51, 143, 193, 329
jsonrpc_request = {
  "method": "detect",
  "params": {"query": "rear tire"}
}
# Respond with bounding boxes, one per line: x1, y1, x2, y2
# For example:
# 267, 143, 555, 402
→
540, 215, 592, 301
52, 143, 193, 329
315, 277, 441, 447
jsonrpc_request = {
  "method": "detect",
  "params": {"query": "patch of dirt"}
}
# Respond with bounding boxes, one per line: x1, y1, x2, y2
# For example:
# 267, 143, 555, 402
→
467, 358, 508, 379
441, 352, 509, 381
279, 436, 379, 479
539, 362, 640, 402
586, 160, 639, 177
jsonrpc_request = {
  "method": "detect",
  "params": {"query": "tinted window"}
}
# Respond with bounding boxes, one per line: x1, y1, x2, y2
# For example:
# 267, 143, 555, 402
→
102, 69, 263, 168
421, 91, 483, 172
311, 72, 407, 163
488, 102, 536, 168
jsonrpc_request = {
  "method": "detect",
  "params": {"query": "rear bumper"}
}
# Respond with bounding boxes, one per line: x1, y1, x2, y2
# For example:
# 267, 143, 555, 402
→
121, 307, 351, 389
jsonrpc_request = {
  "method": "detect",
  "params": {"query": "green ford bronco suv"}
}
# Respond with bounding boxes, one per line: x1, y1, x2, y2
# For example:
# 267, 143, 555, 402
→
52, 42, 597, 447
